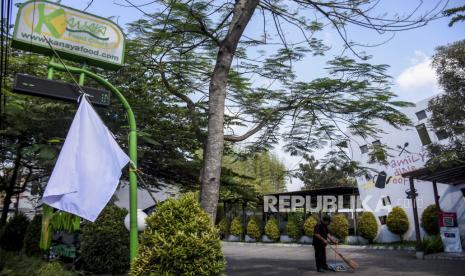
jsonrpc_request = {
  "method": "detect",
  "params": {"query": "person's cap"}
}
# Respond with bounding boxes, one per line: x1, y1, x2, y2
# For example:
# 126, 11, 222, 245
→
322, 215, 331, 222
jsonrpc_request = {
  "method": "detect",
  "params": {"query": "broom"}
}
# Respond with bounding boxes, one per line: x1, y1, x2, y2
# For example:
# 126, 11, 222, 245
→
327, 243, 359, 270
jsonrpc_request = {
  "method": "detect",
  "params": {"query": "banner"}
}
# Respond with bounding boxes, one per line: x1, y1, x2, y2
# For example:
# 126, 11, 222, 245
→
12, 1, 125, 70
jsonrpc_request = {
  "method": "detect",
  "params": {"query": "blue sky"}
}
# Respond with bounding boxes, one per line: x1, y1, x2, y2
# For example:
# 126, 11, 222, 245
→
11, 0, 464, 190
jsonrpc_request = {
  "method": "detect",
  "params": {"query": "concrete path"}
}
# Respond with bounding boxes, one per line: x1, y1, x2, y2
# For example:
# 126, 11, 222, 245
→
223, 242, 465, 276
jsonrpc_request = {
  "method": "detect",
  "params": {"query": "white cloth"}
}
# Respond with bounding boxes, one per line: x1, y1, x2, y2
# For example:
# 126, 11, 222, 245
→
42, 97, 130, 221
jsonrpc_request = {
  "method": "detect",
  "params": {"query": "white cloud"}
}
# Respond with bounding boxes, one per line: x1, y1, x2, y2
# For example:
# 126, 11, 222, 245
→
396, 51, 439, 92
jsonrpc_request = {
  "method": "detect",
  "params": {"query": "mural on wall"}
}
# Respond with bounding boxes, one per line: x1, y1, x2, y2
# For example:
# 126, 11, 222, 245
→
351, 98, 465, 243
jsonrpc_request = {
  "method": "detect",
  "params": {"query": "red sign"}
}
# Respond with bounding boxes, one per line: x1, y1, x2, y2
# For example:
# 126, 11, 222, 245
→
439, 212, 458, 227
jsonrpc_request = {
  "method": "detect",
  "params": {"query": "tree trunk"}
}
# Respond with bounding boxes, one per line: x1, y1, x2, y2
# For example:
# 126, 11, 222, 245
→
200, 0, 259, 220
0, 145, 23, 226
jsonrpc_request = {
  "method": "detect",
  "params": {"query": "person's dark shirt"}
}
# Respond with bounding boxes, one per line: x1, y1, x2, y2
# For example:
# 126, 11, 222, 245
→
313, 222, 329, 247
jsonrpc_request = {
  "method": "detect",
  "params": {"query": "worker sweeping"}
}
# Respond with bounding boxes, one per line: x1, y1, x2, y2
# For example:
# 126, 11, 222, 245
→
313, 215, 339, 272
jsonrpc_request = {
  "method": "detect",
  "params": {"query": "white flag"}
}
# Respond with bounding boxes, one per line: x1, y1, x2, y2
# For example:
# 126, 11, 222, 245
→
42, 97, 130, 221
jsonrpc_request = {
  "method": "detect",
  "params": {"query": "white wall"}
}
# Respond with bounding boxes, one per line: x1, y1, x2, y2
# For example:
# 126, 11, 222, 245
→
349, 97, 465, 243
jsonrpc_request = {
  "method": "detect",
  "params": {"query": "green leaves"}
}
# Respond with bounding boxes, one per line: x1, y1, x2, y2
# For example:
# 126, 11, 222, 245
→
131, 193, 225, 276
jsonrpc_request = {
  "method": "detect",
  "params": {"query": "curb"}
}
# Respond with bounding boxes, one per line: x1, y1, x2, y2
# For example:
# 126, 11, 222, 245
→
221, 241, 415, 251
424, 254, 465, 261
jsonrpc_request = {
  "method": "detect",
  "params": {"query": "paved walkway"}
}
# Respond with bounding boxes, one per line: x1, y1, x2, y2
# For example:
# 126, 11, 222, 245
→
223, 242, 465, 276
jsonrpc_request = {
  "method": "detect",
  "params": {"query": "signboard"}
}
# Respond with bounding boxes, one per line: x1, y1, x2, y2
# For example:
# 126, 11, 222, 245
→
12, 0, 125, 70
13, 74, 110, 107
439, 212, 462, 253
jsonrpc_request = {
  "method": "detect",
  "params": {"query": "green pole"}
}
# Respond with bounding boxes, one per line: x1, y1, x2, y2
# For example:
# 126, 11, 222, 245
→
47, 60, 139, 262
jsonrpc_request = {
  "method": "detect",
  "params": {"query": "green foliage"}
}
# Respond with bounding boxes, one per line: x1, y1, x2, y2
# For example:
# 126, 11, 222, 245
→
0, 213, 30, 252
443, 4, 465, 26
286, 214, 303, 240
358, 212, 378, 242
23, 215, 43, 256
421, 205, 440, 236
264, 217, 280, 241
329, 214, 349, 241
222, 151, 287, 195
81, 204, 129, 274
131, 193, 225, 276
35, 261, 73, 276
386, 206, 409, 241
217, 218, 228, 238
303, 216, 318, 237
229, 217, 243, 237
427, 39, 465, 169
0, 249, 74, 276
296, 154, 357, 190
247, 217, 261, 240
421, 235, 444, 254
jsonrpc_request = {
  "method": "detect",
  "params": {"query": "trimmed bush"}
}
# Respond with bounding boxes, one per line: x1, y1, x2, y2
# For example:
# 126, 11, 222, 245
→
23, 214, 43, 256
35, 261, 73, 276
247, 217, 261, 240
329, 214, 349, 241
264, 217, 280, 241
217, 218, 228, 239
421, 235, 443, 254
230, 217, 243, 237
358, 212, 378, 243
303, 216, 318, 237
131, 193, 225, 276
81, 204, 129, 274
286, 214, 303, 240
387, 206, 409, 241
421, 205, 440, 235
0, 213, 30, 252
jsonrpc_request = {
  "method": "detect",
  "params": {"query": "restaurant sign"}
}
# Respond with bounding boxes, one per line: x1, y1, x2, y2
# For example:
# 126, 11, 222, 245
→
12, 0, 125, 70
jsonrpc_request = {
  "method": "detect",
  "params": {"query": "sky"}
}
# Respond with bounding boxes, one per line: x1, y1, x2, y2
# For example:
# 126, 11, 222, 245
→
11, 0, 465, 191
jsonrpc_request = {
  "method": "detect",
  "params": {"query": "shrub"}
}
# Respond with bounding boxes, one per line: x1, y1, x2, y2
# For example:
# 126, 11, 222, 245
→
35, 261, 73, 276
230, 216, 243, 237
23, 214, 43, 256
247, 217, 261, 240
131, 193, 225, 276
329, 214, 349, 241
387, 206, 409, 241
286, 214, 303, 240
264, 217, 280, 241
421, 205, 440, 235
358, 212, 378, 243
217, 218, 228, 239
80, 204, 129, 274
0, 213, 30, 251
303, 216, 318, 237
421, 235, 443, 254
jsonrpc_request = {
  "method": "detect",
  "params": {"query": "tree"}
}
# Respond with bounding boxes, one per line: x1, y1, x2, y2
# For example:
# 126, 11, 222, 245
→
0, 52, 72, 225
121, 0, 446, 219
297, 154, 357, 190
223, 151, 287, 194
443, 4, 465, 26
427, 39, 465, 169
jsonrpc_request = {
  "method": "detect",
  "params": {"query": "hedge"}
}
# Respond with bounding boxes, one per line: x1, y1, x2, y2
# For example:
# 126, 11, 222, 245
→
0, 213, 30, 252
358, 212, 378, 242
131, 193, 225, 276
421, 205, 440, 235
247, 217, 261, 240
329, 214, 349, 241
386, 206, 409, 241
229, 217, 243, 237
264, 217, 280, 241
23, 214, 43, 256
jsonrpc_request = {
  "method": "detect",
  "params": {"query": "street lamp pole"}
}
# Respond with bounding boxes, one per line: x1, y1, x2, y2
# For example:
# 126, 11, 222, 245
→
47, 60, 139, 262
